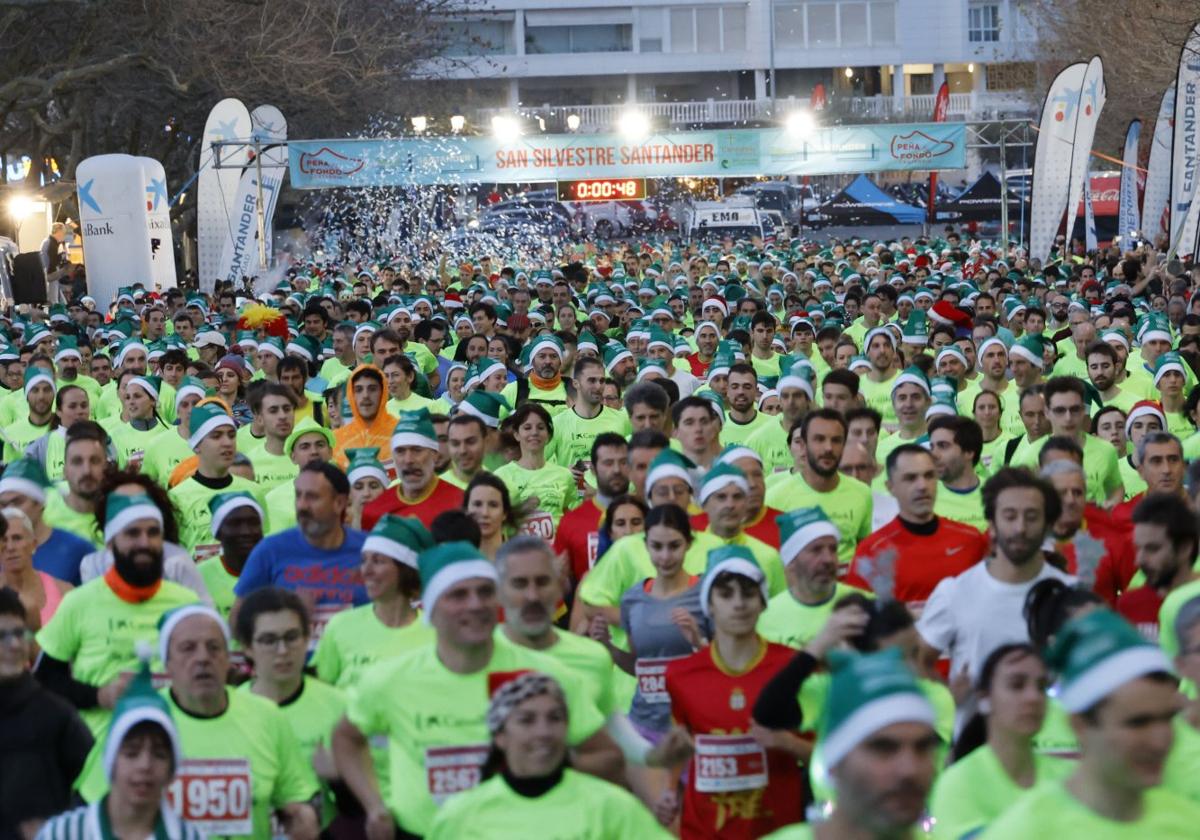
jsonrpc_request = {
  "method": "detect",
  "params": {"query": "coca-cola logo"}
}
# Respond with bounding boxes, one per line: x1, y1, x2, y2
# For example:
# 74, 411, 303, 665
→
298, 147, 365, 177
889, 130, 955, 162
1092, 188, 1119, 202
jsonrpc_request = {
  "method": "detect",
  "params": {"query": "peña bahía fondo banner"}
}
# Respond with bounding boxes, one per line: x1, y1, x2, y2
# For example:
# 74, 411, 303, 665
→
287, 122, 967, 189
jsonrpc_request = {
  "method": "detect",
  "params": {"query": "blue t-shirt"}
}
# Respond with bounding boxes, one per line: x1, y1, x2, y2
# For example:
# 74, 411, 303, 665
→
234, 526, 369, 609
34, 528, 94, 585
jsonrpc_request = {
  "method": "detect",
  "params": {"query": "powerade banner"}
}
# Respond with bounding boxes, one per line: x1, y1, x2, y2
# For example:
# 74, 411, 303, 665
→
287, 123, 967, 189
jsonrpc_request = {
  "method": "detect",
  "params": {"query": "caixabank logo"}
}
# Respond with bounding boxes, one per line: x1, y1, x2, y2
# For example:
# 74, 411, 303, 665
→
298, 147, 365, 177
889, 130, 956, 163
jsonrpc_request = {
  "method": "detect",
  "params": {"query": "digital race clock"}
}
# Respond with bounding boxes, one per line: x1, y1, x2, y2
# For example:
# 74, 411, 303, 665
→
557, 178, 648, 202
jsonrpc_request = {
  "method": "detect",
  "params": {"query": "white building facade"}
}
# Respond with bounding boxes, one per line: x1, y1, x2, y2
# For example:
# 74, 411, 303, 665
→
425, 0, 1042, 131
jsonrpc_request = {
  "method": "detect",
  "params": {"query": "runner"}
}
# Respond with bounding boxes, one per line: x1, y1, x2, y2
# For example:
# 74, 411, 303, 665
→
493, 402, 579, 541
360, 409, 463, 529
197, 491, 264, 619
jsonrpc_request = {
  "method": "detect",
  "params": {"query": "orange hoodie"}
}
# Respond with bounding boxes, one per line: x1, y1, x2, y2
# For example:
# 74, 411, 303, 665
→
333, 364, 397, 469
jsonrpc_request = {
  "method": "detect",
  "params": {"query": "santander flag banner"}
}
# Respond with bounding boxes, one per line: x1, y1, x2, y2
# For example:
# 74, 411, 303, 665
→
926, 82, 950, 224
1116, 120, 1142, 246
1143, 85, 1173, 247
197, 98, 252, 291
1170, 24, 1200, 255
217, 105, 288, 287
75, 154, 156, 307
1030, 62, 1089, 262
138, 157, 177, 289
1063, 57, 1106, 253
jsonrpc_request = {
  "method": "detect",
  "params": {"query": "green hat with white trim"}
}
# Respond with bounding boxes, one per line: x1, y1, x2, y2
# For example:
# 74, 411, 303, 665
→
258, 336, 285, 358
925, 394, 958, 420
174, 375, 209, 410
636, 358, 670, 381
717, 442, 761, 468
777, 507, 840, 565
418, 541, 498, 623
0, 458, 50, 504
699, 545, 768, 618
456, 390, 509, 429
1048, 609, 1173, 713
207, 491, 263, 538
103, 491, 163, 544
22, 366, 55, 396
891, 365, 930, 396
697, 462, 749, 506
645, 450, 696, 498
157, 604, 229, 666
819, 648, 936, 770
286, 333, 322, 362
602, 341, 633, 373
102, 660, 181, 781
707, 350, 735, 379
1009, 334, 1045, 369
187, 402, 235, 449
1154, 351, 1186, 387
127, 374, 162, 403
391, 409, 439, 452
529, 333, 565, 360
901, 311, 929, 346
53, 335, 81, 362
113, 337, 148, 367
285, 417, 334, 457
364, 514, 434, 569
346, 448, 388, 486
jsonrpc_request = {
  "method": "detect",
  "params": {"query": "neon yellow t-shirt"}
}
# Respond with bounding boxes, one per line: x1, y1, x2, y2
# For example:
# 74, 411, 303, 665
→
858, 370, 899, 430
979, 780, 1200, 839
1010, 433, 1122, 506
427, 768, 669, 840
142, 429, 193, 486
719, 410, 774, 448
43, 489, 102, 548
1159, 578, 1200, 657
106, 421, 168, 469
492, 461, 579, 530
3, 415, 52, 463
345, 635, 606, 835
535, 627, 616, 717
746, 417, 793, 474
757, 582, 871, 649
764, 473, 872, 569
245, 444, 298, 493
930, 744, 1071, 839
548, 406, 631, 468
169, 474, 264, 555
312, 604, 435, 689
197, 555, 240, 620
933, 481, 988, 532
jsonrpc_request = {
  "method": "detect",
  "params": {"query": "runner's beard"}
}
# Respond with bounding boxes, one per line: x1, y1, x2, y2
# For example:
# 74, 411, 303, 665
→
113, 545, 165, 587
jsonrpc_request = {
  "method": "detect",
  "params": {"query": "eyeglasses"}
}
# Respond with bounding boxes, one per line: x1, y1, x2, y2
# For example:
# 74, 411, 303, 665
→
1049, 404, 1085, 416
0, 627, 32, 645
252, 629, 306, 649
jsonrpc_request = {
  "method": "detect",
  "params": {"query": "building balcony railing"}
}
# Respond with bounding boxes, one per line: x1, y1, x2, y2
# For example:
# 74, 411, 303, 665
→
475, 91, 1035, 132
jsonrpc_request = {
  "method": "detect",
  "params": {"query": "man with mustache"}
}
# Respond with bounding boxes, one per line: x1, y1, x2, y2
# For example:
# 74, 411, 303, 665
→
35, 492, 198, 797
847, 445, 987, 611
361, 410, 463, 530
917, 467, 1074, 682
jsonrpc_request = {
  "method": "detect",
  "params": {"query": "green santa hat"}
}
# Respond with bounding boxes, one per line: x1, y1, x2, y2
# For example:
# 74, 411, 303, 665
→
187, 401, 236, 449
157, 604, 229, 667
925, 394, 958, 420
602, 342, 633, 373
53, 335, 81, 362
636, 358, 670, 382
286, 333, 322, 362
900, 311, 929, 346
391, 409, 439, 452
258, 336, 285, 358
127, 374, 162, 404
1138, 312, 1173, 345
346, 448, 388, 487
528, 333, 565, 361
1048, 609, 1173, 713
707, 350, 735, 380
285, 417, 335, 458
865, 325, 896, 350
102, 661, 182, 781
697, 462, 749, 506
777, 358, 815, 399
891, 365, 931, 396
103, 491, 163, 545
576, 330, 600, 356
645, 450, 697, 498
174, 375, 210, 410
0, 458, 50, 504
929, 376, 957, 401
113, 337, 148, 367
777, 507, 840, 566
717, 442, 762, 469
934, 345, 968, 371
456, 390, 509, 429
418, 541, 498, 623
364, 514, 434, 569
469, 358, 508, 390
819, 648, 936, 770
1154, 351, 1187, 387
22, 366, 55, 396
699, 545, 768, 618
1009, 334, 1045, 368
207, 491, 263, 538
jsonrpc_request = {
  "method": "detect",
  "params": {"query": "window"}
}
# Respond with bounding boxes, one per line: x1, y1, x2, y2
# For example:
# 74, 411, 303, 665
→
724, 5, 747, 50
968, 4, 1000, 42
840, 2, 867, 46
637, 7, 663, 52
774, 4, 805, 47
869, 1, 895, 44
697, 7, 721, 52
807, 3, 838, 47
670, 8, 694, 52
441, 19, 513, 56
669, 6, 747, 52
525, 24, 632, 54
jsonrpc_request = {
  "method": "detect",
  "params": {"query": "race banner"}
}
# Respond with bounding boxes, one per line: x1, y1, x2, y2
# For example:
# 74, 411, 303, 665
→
1116, 119, 1142, 247
1063, 57, 1105, 254
138, 156, 177, 289
1084, 168, 1098, 251
927, 82, 950, 224
1143, 84, 1174, 247
197, 98, 251, 291
287, 122, 967, 189
1030, 62, 1089, 262
75, 154, 157, 306
217, 104, 288, 287
1170, 24, 1200, 255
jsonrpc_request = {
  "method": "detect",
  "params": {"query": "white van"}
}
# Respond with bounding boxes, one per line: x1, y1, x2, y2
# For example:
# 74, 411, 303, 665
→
682, 200, 766, 242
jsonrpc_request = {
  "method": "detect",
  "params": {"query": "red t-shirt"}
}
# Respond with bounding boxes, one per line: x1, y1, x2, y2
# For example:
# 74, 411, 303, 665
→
1116, 585, 1164, 643
666, 641, 803, 840
742, 506, 782, 549
844, 515, 987, 608
1052, 510, 1137, 606
686, 352, 711, 379
554, 498, 604, 583
360, 478, 464, 531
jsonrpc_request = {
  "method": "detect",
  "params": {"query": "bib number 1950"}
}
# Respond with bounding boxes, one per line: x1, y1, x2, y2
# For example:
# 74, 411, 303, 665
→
166, 758, 252, 835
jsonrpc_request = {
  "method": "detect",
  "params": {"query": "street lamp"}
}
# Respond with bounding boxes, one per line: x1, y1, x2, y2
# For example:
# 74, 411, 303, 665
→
844, 67, 854, 79
491, 115, 521, 143
8, 195, 35, 219
566, 114, 581, 132
618, 109, 650, 141
450, 114, 466, 133
411, 115, 428, 133
785, 110, 816, 139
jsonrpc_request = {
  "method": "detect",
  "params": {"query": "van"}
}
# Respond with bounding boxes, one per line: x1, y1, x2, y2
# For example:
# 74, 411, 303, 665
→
682, 200, 766, 242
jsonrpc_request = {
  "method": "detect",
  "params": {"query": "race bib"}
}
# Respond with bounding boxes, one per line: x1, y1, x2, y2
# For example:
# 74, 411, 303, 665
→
166, 758, 253, 835
193, 542, 222, 562
693, 734, 768, 793
519, 511, 555, 540
309, 603, 346, 652
586, 532, 600, 569
635, 657, 679, 704
425, 744, 489, 804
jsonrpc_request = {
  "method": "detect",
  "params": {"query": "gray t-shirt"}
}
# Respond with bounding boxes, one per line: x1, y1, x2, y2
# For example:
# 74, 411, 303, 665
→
620, 578, 709, 732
